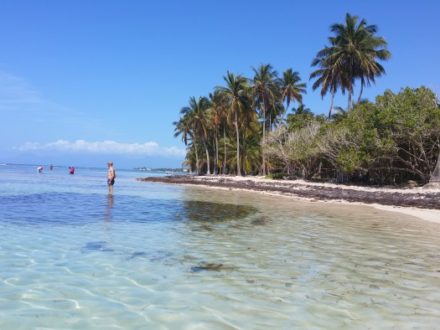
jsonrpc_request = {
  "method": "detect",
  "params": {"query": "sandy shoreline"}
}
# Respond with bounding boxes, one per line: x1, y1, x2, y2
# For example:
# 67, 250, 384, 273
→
138, 175, 440, 223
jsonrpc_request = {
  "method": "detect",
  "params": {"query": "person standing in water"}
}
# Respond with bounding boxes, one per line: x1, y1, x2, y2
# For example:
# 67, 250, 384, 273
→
107, 161, 116, 194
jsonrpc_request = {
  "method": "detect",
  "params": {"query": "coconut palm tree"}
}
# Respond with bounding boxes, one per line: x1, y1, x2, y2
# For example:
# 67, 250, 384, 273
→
174, 110, 200, 174
292, 103, 312, 115
311, 13, 390, 112
281, 69, 306, 111
208, 91, 228, 175
251, 64, 280, 175
329, 13, 390, 106
310, 47, 348, 118
216, 72, 250, 176
180, 96, 212, 175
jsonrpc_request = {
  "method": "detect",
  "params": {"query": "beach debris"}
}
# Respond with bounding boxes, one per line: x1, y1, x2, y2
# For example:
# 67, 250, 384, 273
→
139, 176, 440, 210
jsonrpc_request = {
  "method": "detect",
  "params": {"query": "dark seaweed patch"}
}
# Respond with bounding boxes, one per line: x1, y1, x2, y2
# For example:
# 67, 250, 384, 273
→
181, 201, 256, 222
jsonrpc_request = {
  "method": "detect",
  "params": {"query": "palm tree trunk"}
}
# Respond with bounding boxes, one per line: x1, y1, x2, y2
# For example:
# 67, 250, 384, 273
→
348, 91, 352, 110
194, 140, 200, 175
214, 132, 219, 175
262, 107, 266, 176
357, 81, 364, 104
328, 92, 335, 119
204, 141, 211, 175
235, 111, 241, 176
223, 126, 227, 174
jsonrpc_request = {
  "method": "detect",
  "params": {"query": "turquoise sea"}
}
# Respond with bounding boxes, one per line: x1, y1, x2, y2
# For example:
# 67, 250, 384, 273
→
1, 164, 440, 329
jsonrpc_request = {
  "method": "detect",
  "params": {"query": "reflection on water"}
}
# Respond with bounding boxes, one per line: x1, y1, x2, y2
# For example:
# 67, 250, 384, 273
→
0, 192, 256, 226
104, 194, 114, 222
1, 166, 440, 329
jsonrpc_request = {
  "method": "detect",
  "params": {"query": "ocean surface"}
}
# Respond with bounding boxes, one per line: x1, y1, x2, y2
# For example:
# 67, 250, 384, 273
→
1, 164, 440, 329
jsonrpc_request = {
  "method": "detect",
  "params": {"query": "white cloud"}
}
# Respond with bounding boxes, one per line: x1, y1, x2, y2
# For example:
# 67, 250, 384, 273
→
0, 71, 43, 110
16, 139, 186, 157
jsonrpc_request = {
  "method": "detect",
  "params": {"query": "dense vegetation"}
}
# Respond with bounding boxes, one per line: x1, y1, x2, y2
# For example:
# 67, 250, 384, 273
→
173, 14, 440, 185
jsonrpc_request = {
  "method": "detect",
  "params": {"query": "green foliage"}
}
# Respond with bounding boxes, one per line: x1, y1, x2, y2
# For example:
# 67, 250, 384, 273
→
265, 87, 440, 184
173, 14, 439, 185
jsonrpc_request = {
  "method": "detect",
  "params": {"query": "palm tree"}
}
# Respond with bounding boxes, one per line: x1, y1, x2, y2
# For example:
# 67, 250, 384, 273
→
174, 111, 199, 174
310, 47, 348, 118
208, 91, 227, 175
311, 13, 390, 112
180, 96, 212, 174
281, 69, 306, 111
251, 64, 280, 175
329, 13, 390, 106
216, 72, 250, 176
292, 103, 312, 115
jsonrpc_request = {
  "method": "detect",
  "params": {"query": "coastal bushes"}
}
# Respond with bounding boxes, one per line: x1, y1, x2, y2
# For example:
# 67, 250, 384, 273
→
264, 87, 440, 184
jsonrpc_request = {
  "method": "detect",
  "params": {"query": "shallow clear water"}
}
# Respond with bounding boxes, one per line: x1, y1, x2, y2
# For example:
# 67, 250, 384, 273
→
1, 165, 440, 329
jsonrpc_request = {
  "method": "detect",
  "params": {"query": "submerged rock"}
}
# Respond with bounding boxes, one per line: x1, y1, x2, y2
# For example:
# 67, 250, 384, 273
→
127, 251, 148, 260
251, 215, 270, 226
81, 241, 114, 253
190, 262, 234, 272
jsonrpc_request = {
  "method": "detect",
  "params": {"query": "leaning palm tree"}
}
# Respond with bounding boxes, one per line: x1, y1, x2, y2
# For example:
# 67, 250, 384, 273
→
251, 64, 280, 175
216, 72, 250, 176
281, 69, 306, 111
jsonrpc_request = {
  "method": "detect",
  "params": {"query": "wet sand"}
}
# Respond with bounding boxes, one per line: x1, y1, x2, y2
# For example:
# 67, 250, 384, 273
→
138, 175, 440, 222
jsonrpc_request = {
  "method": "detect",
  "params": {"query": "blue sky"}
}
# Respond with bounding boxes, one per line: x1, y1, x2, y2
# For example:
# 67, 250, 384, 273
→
1, 0, 439, 168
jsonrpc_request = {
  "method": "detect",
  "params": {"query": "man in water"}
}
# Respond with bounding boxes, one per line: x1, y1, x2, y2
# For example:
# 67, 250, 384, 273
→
107, 161, 116, 194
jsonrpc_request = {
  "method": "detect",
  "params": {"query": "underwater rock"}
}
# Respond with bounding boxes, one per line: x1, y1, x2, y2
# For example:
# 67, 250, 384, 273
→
191, 262, 224, 272
81, 241, 114, 253
127, 251, 148, 260
190, 262, 235, 272
251, 215, 270, 226
150, 250, 173, 262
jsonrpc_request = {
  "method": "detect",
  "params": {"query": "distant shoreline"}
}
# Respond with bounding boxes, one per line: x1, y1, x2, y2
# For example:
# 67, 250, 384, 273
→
138, 175, 440, 222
